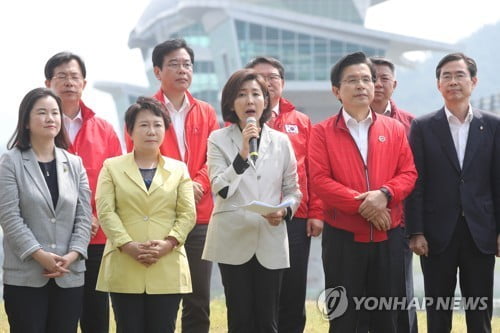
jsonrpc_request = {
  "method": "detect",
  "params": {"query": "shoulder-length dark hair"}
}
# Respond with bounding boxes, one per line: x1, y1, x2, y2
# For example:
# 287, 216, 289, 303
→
7, 87, 69, 151
221, 69, 271, 127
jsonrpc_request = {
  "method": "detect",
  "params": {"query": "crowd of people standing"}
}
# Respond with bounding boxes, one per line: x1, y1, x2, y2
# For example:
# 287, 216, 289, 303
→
0, 37, 499, 333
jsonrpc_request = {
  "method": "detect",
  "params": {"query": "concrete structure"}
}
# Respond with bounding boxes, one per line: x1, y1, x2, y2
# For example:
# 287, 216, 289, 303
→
96, 0, 455, 126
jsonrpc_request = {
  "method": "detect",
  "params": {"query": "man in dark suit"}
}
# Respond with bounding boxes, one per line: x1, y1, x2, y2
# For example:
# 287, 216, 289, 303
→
405, 53, 500, 333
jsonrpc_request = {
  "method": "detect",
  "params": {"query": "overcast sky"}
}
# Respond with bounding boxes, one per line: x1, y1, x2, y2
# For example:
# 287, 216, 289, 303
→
1, 0, 500, 149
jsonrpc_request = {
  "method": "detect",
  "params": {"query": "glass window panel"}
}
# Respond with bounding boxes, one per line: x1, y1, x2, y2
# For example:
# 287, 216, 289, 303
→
298, 33, 309, 42
314, 70, 328, 80
314, 37, 327, 53
236, 20, 247, 40
249, 23, 263, 40
298, 70, 312, 81
265, 27, 279, 40
346, 43, 360, 53
330, 40, 343, 54
282, 30, 295, 42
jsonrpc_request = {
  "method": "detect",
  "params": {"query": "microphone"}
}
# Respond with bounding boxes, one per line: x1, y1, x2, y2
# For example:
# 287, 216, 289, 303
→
246, 116, 258, 163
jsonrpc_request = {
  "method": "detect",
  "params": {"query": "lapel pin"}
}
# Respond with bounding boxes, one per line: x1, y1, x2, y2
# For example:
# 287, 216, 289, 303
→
480, 125, 484, 131
378, 135, 386, 142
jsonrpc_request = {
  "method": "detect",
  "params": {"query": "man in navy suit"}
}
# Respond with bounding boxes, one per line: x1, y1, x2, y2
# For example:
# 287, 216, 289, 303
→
405, 53, 500, 333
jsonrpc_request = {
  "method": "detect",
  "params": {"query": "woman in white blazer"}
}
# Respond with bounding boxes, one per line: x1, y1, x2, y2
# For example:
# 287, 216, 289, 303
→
0, 88, 92, 332
202, 69, 302, 332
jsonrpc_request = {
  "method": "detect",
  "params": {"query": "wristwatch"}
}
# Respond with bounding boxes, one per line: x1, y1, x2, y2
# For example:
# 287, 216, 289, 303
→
379, 187, 392, 202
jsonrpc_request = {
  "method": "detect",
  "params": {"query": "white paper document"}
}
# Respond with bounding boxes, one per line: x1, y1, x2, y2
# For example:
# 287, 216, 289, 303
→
234, 199, 294, 215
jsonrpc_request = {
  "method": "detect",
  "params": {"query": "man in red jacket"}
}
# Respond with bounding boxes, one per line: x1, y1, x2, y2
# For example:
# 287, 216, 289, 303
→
309, 52, 417, 332
125, 39, 219, 333
245, 56, 324, 332
369, 57, 417, 333
44, 52, 122, 333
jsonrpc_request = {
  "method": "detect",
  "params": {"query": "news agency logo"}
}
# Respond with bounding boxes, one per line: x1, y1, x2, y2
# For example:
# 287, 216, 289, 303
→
317, 286, 349, 320
317, 286, 489, 320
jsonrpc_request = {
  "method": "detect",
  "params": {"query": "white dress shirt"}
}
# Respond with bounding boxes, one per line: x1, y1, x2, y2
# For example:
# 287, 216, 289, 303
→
383, 101, 392, 116
63, 111, 83, 144
164, 93, 190, 160
444, 105, 473, 168
272, 103, 280, 116
343, 109, 373, 165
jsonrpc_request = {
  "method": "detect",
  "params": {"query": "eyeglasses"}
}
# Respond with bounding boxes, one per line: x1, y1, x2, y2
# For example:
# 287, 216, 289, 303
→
341, 76, 374, 86
439, 72, 469, 82
53, 73, 84, 82
165, 62, 193, 71
375, 76, 394, 84
260, 74, 282, 82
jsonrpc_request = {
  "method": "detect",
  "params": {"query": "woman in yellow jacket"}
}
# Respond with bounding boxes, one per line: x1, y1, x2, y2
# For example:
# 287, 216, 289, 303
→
95, 97, 196, 333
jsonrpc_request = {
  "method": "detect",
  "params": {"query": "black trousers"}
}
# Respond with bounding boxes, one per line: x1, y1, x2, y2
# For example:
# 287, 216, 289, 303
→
4, 279, 83, 333
421, 217, 495, 333
182, 224, 213, 333
278, 217, 311, 333
357, 225, 417, 333
110, 292, 181, 333
219, 256, 284, 333
80, 244, 109, 333
322, 224, 403, 333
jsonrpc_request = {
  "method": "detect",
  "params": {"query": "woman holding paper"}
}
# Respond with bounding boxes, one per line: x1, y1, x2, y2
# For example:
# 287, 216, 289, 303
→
202, 69, 301, 332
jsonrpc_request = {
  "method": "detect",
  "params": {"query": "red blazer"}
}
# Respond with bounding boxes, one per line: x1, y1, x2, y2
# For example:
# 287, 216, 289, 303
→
68, 101, 122, 244
309, 110, 417, 242
270, 98, 323, 220
125, 90, 219, 223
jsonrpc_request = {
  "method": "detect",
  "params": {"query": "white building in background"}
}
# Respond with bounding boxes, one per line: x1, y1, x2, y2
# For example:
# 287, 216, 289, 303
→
96, 0, 454, 124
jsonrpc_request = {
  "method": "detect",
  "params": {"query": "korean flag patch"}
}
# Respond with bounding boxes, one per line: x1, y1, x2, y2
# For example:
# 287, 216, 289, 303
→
285, 124, 299, 134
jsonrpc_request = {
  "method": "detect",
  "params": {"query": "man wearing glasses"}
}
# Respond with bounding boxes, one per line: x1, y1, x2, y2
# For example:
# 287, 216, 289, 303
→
44, 52, 122, 333
405, 53, 500, 333
125, 38, 219, 333
309, 52, 417, 332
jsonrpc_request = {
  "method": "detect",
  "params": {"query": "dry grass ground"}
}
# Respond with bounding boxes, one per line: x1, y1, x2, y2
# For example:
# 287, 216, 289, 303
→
1, 299, 499, 332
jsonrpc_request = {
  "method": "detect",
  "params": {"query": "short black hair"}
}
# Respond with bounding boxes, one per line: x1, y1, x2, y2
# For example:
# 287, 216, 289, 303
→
125, 96, 171, 136
330, 52, 376, 88
44, 52, 87, 80
221, 69, 271, 127
370, 57, 395, 74
7, 87, 69, 151
435, 52, 477, 79
152, 38, 195, 69
245, 56, 285, 79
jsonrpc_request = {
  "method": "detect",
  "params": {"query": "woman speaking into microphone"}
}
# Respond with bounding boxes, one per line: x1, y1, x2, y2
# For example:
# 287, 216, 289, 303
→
202, 69, 302, 332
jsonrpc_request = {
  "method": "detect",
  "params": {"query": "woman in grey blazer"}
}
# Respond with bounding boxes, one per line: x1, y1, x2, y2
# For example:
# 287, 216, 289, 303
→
202, 69, 302, 332
0, 88, 92, 333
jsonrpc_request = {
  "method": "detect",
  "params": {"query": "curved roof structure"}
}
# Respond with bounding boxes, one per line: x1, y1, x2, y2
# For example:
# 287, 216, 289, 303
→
98, 0, 456, 124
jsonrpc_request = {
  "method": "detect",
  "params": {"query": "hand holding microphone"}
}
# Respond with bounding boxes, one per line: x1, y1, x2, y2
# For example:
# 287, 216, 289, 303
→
240, 116, 259, 163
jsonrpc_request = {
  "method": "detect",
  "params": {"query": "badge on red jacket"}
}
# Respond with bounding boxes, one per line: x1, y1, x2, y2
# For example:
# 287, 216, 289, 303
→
285, 124, 299, 134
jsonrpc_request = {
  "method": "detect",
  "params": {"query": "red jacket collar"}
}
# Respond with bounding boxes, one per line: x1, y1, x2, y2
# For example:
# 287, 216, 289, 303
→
153, 89, 197, 108
334, 107, 378, 130
79, 100, 95, 121
389, 99, 399, 117
278, 97, 296, 114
